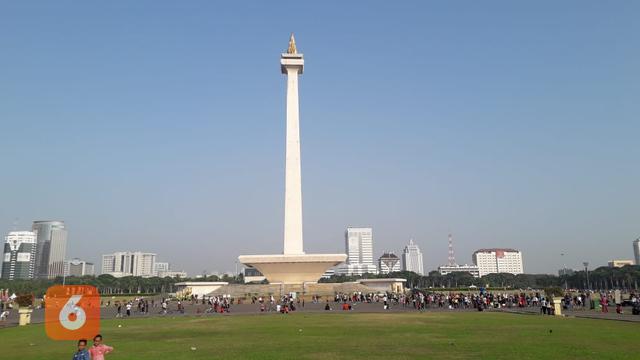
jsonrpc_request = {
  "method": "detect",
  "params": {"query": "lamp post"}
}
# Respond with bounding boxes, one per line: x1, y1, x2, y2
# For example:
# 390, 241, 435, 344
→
583, 262, 590, 290
561, 253, 567, 290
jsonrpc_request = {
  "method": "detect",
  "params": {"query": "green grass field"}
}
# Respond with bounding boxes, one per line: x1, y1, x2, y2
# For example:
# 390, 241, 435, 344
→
2, 312, 638, 359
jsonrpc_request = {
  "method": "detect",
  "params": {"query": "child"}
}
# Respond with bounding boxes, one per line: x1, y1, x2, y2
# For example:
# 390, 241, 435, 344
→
88, 334, 113, 360
72, 339, 90, 360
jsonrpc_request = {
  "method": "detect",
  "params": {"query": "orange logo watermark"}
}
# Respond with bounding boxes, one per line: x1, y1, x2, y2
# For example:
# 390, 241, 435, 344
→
45, 285, 100, 340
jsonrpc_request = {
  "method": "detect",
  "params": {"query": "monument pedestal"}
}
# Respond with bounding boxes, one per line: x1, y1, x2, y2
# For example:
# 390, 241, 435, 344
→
239, 254, 346, 284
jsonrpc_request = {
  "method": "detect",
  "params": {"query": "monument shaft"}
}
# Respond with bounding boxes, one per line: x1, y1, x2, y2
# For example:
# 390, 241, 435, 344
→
284, 65, 304, 255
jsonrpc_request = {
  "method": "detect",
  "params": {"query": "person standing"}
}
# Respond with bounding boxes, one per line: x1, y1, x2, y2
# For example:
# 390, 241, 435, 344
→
88, 335, 113, 360
601, 295, 609, 313
72, 339, 90, 360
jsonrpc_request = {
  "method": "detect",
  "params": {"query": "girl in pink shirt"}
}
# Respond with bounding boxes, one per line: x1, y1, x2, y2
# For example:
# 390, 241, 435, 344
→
88, 334, 114, 360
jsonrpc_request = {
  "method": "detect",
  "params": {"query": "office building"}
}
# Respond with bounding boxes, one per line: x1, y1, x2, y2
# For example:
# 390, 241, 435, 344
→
2, 231, 37, 280
32, 220, 68, 279
153, 262, 170, 276
64, 258, 95, 277
634, 238, 640, 265
243, 266, 266, 283
438, 264, 480, 278
101, 251, 156, 277
401, 239, 424, 275
378, 252, 401, 274
152, 261, 186, 277
472, 248, 524, 277
157, 270, 187, 278
336, 227, 377, 275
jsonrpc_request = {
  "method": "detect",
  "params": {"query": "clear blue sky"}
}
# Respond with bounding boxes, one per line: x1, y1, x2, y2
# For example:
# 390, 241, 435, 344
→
1, 1, 638, 275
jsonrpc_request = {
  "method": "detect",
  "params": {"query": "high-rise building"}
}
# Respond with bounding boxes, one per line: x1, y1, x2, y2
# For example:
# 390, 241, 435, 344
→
337, 227, 377, 275
401, 239, 424, 275
64, 258, 94, 277
101, 251, 156, 277
153, 262, 170, 276
32, 220, 68, 279
378, 252, 401, 274
472, 248, 524, 277
634, 238, 640, 265
2, 231, 37, 280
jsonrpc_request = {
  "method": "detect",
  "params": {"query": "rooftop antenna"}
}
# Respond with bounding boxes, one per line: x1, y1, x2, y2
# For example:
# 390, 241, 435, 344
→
448, 233, 456, 266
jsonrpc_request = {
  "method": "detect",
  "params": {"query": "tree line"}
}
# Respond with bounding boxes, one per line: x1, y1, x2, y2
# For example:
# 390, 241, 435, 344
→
2, 265, 639, 297
321, 265, 640, 291
0, 273, 244, 297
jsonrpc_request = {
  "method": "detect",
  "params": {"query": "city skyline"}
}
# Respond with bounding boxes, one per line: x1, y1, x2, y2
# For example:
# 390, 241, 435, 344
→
2, 221, 637, 277
1, 2, 639, 275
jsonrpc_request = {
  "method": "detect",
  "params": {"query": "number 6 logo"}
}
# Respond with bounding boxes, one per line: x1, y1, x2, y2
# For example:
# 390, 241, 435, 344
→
45, 285, 100, 340
59, 295, 86, 330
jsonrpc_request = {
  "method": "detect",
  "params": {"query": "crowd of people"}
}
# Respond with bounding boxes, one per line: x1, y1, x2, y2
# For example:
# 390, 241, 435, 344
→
319, 289, 640, 316
2, 288, 640, 323
249, 294, 302, 313
96, 290, 640, 318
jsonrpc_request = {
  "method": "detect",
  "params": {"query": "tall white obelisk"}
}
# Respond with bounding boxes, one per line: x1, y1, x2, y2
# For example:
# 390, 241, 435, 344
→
281, 34, 305, 255
238, 35, 346, 284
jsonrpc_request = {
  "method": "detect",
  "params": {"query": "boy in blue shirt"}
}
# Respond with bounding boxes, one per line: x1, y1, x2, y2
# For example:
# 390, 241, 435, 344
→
72, 339, 91, 360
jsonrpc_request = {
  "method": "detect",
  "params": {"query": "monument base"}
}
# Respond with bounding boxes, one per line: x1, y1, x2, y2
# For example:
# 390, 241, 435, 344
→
238, 254, 347, 284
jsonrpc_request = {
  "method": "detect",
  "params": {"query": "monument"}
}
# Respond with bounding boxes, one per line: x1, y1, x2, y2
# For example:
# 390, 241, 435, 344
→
238, 34, 347, 284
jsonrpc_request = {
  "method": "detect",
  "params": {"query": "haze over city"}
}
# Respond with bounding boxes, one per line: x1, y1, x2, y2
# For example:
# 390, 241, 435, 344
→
1, 1, 638, 275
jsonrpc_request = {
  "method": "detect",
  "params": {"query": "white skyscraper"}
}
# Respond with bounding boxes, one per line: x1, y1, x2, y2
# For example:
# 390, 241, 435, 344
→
472, 248, 524, 277
401, 239, 424, 275
101, 251, 156, 277
337, 227, 377, 275
634, 238, 640, 265
32, 220, 68, 279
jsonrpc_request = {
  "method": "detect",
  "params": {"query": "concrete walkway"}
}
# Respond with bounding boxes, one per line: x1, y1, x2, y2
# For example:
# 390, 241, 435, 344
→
2, 302, 638, 329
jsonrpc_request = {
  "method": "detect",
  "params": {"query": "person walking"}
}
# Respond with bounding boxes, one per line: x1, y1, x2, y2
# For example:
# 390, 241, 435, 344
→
88, 334, 113, 360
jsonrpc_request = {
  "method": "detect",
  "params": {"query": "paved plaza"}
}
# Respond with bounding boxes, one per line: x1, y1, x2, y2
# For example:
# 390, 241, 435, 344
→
3, 300, 639, 329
